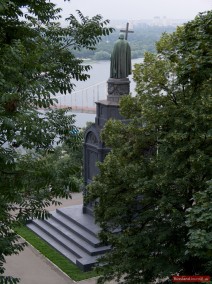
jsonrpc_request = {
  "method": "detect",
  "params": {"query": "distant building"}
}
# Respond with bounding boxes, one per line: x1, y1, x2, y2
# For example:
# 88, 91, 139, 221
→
110, 17, 188, 28
152, 16, 186, 26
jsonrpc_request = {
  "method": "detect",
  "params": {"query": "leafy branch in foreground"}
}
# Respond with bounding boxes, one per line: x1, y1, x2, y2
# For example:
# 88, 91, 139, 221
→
88, 11, 212, 284
0, 1, 113, 282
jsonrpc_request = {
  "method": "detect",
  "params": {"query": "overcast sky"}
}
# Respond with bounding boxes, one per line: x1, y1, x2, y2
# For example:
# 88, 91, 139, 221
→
53, 0, 211, 23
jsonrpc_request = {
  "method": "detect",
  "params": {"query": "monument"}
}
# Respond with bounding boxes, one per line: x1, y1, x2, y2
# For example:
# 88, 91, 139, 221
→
27, 26, 133, 272
83, 28, 132, 215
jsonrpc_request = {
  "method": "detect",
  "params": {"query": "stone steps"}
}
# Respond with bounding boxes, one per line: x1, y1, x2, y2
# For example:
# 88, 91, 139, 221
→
46, 214, 100, 247
26, 204, 110, 271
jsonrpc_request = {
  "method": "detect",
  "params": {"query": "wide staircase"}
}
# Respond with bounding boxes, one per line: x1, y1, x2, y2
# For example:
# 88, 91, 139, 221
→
27, 204, 110, 271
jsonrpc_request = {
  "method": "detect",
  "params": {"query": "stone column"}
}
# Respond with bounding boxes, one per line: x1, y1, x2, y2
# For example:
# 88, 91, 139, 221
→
83, 78, 130, 215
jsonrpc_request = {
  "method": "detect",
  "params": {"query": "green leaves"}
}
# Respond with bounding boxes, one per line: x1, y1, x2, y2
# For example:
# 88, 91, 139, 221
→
0, 1, 113, 282
66, 11, 113, 51
186, 180, 212, 269
88, 11, 212, 284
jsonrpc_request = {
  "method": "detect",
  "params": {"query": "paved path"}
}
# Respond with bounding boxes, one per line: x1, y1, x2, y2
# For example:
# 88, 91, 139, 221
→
4, 193, 116, 284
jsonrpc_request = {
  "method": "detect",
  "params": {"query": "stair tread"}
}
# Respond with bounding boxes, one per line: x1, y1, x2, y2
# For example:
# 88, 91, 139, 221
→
49, 213, 100, 246
56, 205, 100, 236
32, 218, 109, 255
27, 222, 99, 263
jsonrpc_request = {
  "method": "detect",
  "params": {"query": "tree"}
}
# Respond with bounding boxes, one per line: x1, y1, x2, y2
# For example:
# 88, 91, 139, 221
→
88, 11, 211, 283
185, 180, 212, 273
0, 1, 113, 282
93, 51, 111, 60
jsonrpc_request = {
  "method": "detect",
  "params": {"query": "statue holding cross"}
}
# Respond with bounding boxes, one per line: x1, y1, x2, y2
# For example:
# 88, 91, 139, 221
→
120, 22, 134, 40
110, 23, 133, 79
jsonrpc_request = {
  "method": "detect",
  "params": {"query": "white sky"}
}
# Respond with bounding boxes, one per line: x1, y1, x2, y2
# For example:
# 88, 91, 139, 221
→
53, 0, 212, 22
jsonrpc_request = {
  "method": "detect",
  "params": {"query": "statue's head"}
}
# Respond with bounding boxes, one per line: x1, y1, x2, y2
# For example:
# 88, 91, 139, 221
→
119, 33, 124, 40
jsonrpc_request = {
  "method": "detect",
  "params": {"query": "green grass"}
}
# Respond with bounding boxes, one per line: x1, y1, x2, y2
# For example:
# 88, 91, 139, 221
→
15, 225, 99, 281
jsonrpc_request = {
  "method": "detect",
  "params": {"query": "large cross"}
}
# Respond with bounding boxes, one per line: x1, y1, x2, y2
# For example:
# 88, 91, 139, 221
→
120, 22, 134, 40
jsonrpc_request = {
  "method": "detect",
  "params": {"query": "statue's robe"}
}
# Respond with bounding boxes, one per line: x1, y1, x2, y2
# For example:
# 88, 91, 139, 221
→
110, 38, 131, 79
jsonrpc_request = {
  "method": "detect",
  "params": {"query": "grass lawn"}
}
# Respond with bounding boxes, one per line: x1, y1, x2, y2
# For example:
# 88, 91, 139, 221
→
15, 225, 99, 282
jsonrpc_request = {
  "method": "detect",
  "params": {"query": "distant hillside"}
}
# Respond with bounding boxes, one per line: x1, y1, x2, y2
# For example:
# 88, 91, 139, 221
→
72, 25, 177, 60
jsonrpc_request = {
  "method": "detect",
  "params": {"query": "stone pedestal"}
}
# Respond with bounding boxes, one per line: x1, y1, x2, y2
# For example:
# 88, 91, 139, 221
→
83, 77, 130, 215
83, 124, 110, 215
107, 78, 130, 102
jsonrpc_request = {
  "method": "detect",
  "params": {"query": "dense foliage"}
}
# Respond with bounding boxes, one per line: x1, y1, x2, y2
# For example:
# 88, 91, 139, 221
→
0, 1, 112, 282
88, 11, 212, 283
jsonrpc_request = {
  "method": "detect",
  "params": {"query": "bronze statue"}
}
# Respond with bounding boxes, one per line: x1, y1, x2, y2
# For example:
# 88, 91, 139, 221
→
110, 33, 131, 79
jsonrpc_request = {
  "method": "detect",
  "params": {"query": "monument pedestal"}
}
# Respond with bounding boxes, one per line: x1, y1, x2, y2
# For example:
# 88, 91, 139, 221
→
83, 78, 130, 215
107, 78, 130, 102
